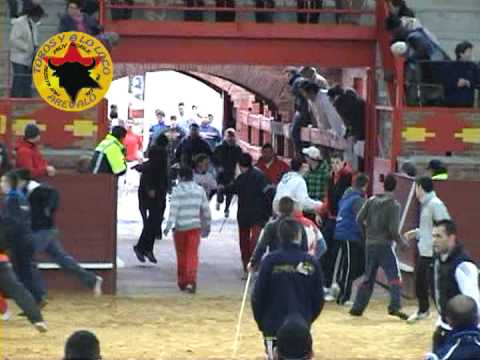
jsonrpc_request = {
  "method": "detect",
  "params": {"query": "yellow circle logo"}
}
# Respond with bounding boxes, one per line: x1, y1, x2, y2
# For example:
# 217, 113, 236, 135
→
33, 31, 113, 112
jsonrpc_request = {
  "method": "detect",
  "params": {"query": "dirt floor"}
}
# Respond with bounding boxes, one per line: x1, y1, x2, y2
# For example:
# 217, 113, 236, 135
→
2, 293, 435, 360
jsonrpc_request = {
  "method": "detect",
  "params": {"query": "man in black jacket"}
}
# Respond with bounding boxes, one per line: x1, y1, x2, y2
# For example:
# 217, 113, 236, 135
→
219, 153, 272, 277
213, 128, 242, 217
133, 136, 169, 264
175, 123, 212, 167
252, 218, 324, 360
16, 169, 102, 299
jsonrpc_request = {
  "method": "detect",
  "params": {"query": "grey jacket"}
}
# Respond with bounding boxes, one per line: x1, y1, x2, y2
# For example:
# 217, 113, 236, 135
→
356, 192, 401, 246
416, 191, 450, 257
9, 15, 39, 66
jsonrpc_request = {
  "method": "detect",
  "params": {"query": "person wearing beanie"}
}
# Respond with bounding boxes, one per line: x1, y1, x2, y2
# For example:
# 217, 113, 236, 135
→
252, 218, 324, 360
15, 124, 55, 179
275, 314, 314, 360
427, 159, 448, 180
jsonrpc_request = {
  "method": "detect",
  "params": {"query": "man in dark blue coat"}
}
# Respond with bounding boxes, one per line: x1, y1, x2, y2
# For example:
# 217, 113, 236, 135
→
251, 218, 324, 360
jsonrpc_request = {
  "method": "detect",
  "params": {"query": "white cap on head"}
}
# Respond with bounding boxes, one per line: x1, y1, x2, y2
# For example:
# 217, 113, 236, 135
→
302, 146, 321, 161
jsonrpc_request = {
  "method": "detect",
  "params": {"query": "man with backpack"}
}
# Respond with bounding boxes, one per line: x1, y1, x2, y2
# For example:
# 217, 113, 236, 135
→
16, 169, 103, 300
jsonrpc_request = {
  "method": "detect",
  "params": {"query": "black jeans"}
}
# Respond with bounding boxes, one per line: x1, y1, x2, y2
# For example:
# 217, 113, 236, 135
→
10, 240, 42, 303
11, 62, 32, 98
216, 0, 235, 22
184, 0, 205, 21
320, 218, 338, 288
297, 0, 323, 24
415, 255, 434, 313
255, 0, 274, 23
136, 193, 167, 253
336, 240, 365, 304
0, 262, 43, 324
351, 244, 402, 314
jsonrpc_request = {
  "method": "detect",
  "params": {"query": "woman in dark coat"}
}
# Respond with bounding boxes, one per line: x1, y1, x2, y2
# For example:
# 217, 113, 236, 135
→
133, 135, 169, 264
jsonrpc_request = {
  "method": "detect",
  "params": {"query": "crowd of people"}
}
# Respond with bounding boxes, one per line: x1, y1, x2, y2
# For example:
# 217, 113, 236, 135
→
386, 0, 480, 107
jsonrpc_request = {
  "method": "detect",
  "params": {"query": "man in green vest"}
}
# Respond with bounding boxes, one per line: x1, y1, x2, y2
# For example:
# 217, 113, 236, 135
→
428, 159, 448, 180
91, 126, 128, 176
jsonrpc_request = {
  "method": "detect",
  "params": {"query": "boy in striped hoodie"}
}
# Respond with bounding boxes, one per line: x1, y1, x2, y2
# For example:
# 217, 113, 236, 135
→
164, 167, 211, 294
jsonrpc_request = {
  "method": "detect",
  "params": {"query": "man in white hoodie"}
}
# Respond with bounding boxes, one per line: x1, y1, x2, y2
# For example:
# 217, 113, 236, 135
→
273, 157, 323, 215
9, 4, 44, 97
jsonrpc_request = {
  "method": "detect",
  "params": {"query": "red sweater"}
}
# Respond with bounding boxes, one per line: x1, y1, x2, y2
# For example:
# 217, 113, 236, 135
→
124, 130, 143, 162
256, 157, 290, 185
15, 139, 48, 178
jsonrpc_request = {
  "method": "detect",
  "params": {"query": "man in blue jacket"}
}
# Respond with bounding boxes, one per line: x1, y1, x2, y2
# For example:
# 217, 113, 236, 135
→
334, 173, 369, 305
425, 295, 480, 360
251, 218, 324, 360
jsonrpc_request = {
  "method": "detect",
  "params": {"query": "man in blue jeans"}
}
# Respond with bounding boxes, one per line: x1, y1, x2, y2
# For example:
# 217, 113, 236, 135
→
349, 174, 409, 320
16, 170, 102, 300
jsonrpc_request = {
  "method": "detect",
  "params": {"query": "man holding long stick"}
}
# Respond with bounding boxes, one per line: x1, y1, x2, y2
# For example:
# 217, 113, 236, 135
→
251, 218, 324, 360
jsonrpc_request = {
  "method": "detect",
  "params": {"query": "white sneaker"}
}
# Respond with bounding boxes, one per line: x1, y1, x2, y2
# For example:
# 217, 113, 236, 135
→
324, 293, 336, 302
1, 310, 11, 321
94, 276, 103, 297
330, 283, 340, 299
407, 310, 430, 324
341, 300, 354, 307
34, 322, 48, 333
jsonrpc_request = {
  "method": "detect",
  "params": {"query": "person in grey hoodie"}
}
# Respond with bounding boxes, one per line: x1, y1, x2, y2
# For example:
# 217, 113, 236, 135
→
404, 176, 450, 324
350, 174, 409, 320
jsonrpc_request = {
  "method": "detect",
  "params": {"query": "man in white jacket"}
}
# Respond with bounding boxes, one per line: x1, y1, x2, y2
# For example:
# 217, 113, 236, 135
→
273, 157, 323, 214
9, 4, 44, 97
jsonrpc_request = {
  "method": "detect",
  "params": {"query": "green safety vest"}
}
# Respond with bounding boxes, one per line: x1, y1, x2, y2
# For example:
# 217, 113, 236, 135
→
432, 173, 448, 180
92, 134, 127, 175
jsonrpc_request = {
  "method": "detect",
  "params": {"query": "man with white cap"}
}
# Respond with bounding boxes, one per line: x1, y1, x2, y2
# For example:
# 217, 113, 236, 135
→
302, 146, 330, 211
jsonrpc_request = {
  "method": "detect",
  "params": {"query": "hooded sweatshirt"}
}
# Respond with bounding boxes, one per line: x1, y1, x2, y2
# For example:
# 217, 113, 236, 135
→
273, 172, 322, 214
356, 192, 401, 246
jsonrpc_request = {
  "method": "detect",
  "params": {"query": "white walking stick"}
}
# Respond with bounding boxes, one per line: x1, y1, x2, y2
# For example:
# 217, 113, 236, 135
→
232, 271, 252, 359
399, 181, 416, 233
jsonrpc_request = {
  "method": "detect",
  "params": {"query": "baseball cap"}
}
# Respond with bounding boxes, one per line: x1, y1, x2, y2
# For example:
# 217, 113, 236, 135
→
24, 124, 40, 140
302, 146, 321, 161
276, 314, 312, 360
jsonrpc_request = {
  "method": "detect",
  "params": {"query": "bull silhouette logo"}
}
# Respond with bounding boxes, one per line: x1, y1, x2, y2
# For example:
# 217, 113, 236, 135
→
33, 31, 113, 112
45, 42, 101, 103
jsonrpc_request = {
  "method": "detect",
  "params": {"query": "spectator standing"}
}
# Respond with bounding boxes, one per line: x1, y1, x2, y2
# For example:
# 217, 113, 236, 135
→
302, 146, 330, 207
164, 167, 211, 294
164, 115, 186, 165
275, 314, 314, 360
59, 0, 102, 35
427, 159, 448, 180
9, 4, 44, 98
444, 41, 478, 107
319, 151, 352, 296
429, 221, 480, 351
133, 136, 169, 264
256, 144, 290, 186
199, 115, 222, 151
251, 218, 324, 360
213, 128, 242, 218
123, 125, 143, 162
16, 170, 103, 298
175, 123, 212, 167
64, 330, 101, 360
193, 153, 217, 199
255, 0, 274, 23
216, 0, 235, 22
334, 173, 369, 305
297, 0, 322, 24
404, 176, 450, 324
149, 110, 168, 145
273, 157, 322, 214
16, 124, 56, 179
90, 126, 127, 176
350, 174, 409, 320
0, 143, 13, 176
177, 102, 189, 131
425, 295, 480, 359
219, 153, 272, 276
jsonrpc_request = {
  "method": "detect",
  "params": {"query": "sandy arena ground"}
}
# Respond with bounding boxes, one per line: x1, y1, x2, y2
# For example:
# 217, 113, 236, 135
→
1, 175, 435, 359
